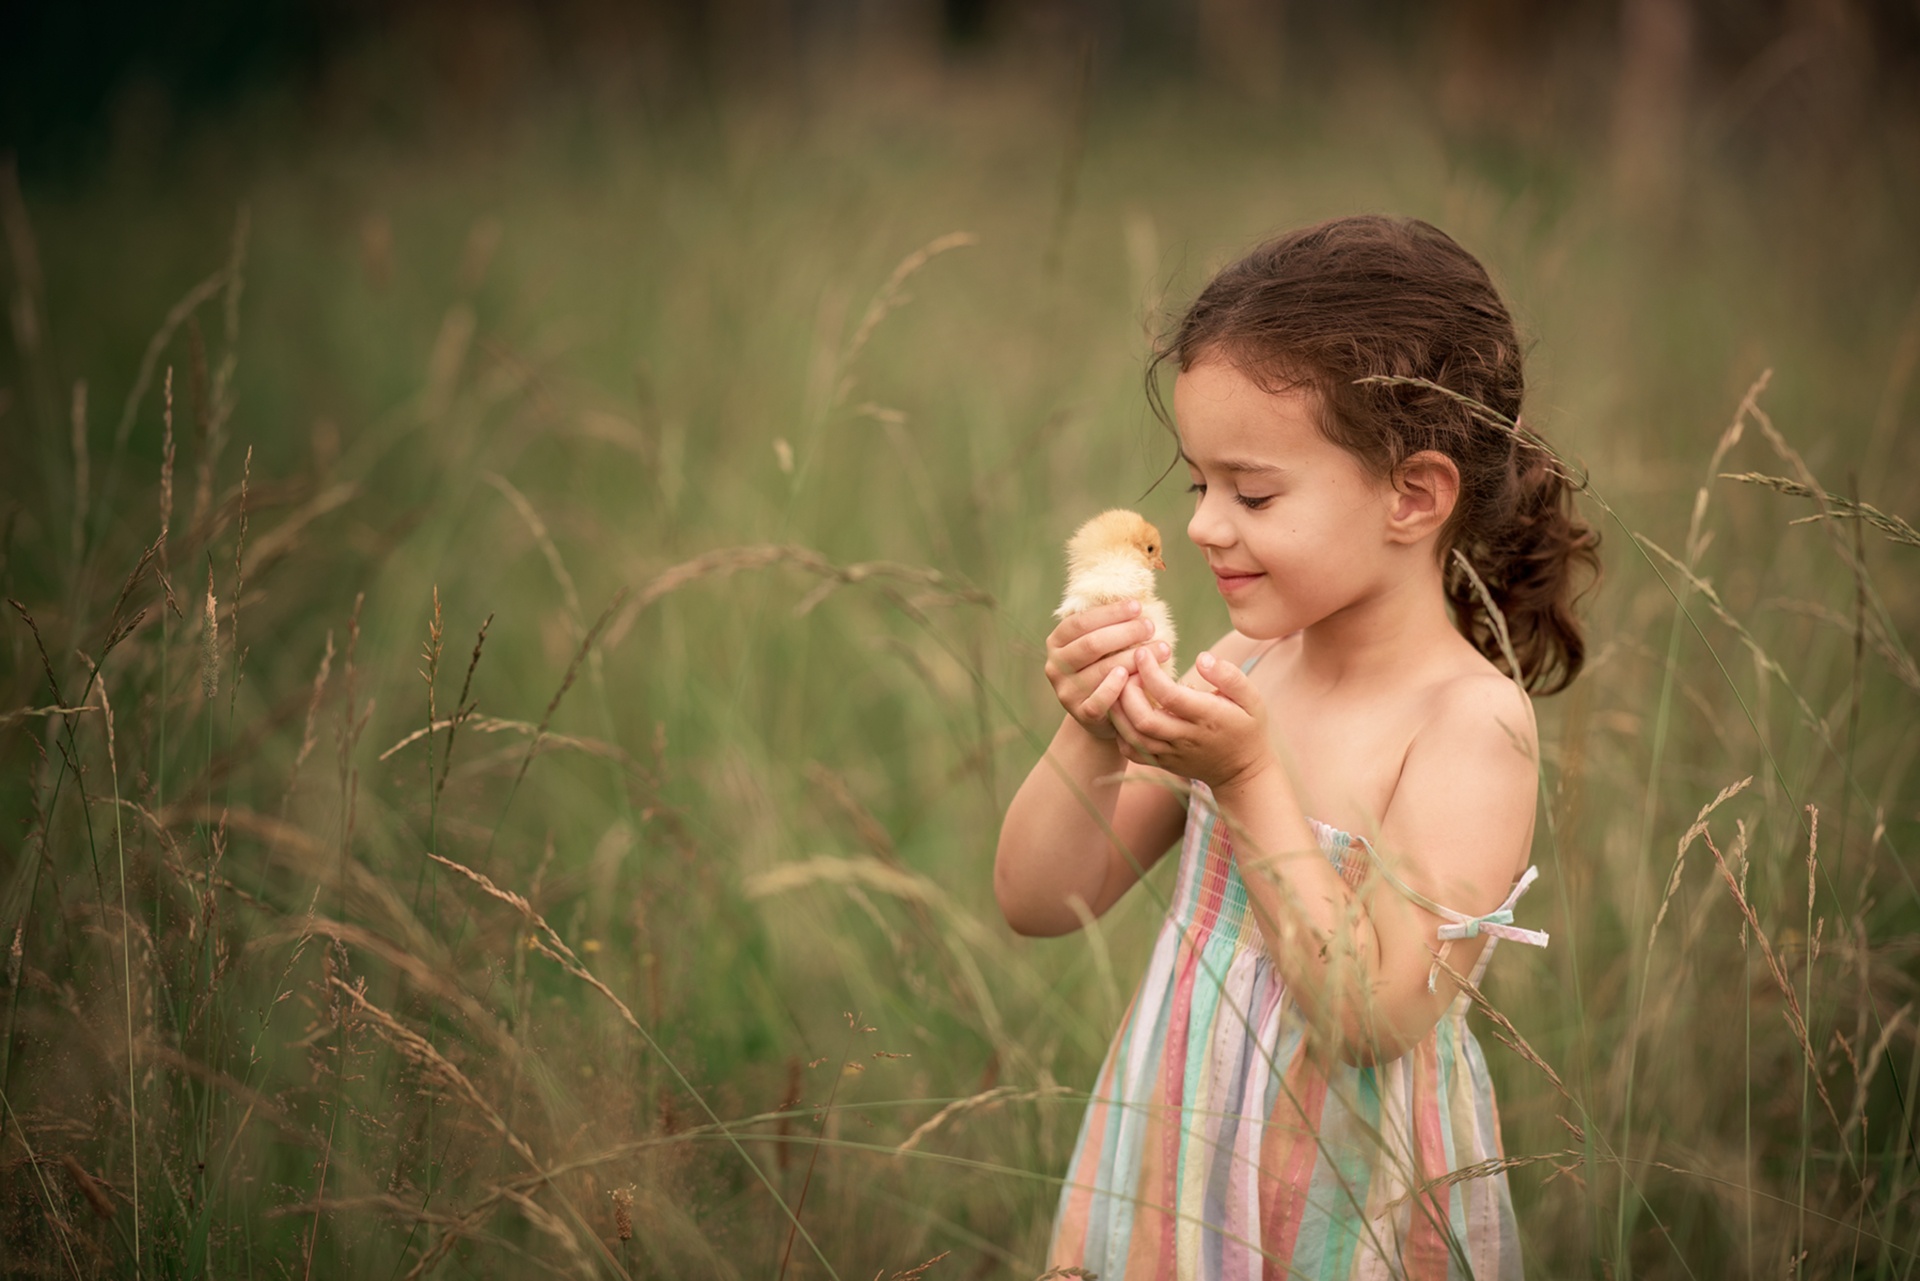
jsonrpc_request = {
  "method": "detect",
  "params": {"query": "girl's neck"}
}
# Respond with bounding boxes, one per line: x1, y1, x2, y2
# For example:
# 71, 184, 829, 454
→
1292, 558, 1461, 692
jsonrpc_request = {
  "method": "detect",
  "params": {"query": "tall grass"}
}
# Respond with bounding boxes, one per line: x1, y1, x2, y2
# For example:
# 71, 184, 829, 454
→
2, 58, 1917, 1278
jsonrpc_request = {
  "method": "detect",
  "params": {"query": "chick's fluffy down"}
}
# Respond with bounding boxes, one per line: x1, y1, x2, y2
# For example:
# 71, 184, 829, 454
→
1056, 509, 1178, 676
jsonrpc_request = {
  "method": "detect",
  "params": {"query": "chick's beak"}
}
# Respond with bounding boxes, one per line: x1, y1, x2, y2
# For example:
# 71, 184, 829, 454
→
1150, 553, 1166, 571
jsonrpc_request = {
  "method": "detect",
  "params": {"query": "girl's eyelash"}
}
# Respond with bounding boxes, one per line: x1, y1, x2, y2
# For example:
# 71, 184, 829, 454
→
1188, 481, 1272, 511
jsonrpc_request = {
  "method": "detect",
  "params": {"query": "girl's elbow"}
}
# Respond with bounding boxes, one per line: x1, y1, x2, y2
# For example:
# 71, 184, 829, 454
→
992, 874, 1071, 938
991, 850, 1081, 937
1330, 999, 1433, 1067
992, 847, 1048, 936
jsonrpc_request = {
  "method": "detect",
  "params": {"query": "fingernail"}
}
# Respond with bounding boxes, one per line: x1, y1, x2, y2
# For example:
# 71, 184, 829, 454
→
1197, 652, 1215, 670
1156, 643, 1170, 659
1126, 600, 1140, 616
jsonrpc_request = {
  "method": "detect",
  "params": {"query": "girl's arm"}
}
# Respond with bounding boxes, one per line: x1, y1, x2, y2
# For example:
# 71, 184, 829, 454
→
993, 604, 1206, 937
993, 721, 1188, 936
1115, 653, 1536, 1064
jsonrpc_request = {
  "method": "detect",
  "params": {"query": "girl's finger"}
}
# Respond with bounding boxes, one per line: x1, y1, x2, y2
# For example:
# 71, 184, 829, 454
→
1077, 664, 1129, 721
1132, 648, 1215, 722
1048, 599, 1142, 649
1193, 650, 1259, 710
1059, 617, 1156, 673
1116, 674, 1179, 740
1114, 681, 1181, 753
1108, 697, 1171, 761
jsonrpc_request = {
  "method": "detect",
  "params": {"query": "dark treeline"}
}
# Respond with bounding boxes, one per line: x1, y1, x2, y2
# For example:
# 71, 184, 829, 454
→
4, 0, 1918, 183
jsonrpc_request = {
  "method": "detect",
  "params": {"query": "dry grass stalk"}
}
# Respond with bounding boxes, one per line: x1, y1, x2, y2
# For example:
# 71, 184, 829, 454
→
1736, 394, 1918, 692
491, 1186, 596, 1278
59, 1154, 113, 1219
286, 631, 335, 802
328, 975, 539, 1170
8, 598, 68, 708
836, 232, 978, 405
507, 585, 631, 800
1763, 597, 1920, 694
484, 473, 585, 631
602, 543, 992, 653
0, 1077, 84, 1277
1649, 777, 1753, 953
1401, 1150, 1586, 1205
426, 848, 830, 1271
257, 915, 517, 1056
1354, 375, 1583, 486
0, 703, 96, 729
229, 444, 251, 708
1722, 473, 1920, 548
806, 762, 898, 864
99, 539, 157, 658
439, 613, 493, 802
379, 715, 626, 768
608, 1184, 634, 1240
238, 479, 359, 580
1635, 535, 1823, 732
1429, 954, 1583, 1139
159, 366, 174, 581
893, 1085, 1073, 1155
881, 1250, 951, 1280
200, 563, 219, 702
110, 268, 230, 458
1699, 829, 1842, 1132
421, 585, 444, 758
1842, 1003, 1912, 1144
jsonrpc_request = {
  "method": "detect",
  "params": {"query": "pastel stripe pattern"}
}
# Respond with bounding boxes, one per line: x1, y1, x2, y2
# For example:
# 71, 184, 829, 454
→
1048, 783, 1529, 1279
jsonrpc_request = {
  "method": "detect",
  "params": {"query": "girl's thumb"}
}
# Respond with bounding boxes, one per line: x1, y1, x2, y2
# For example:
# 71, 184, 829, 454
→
1195, 652, 1251, 707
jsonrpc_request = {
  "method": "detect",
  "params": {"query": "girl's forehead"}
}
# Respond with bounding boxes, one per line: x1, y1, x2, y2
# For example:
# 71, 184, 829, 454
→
1174, 364, 1328, 464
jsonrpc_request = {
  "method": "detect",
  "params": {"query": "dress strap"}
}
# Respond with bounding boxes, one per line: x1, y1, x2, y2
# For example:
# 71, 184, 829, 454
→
1347, 833, 1550, 992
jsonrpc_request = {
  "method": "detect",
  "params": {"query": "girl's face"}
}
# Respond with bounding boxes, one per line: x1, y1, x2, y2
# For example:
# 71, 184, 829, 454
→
1175, 359, 1400, 640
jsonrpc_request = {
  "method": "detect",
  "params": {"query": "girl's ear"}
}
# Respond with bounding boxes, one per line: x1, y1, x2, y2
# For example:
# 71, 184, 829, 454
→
1386, 450, 1460, 544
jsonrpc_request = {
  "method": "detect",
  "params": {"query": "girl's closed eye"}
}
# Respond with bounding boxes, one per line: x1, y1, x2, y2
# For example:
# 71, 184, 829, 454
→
1187, 480, 1272, 511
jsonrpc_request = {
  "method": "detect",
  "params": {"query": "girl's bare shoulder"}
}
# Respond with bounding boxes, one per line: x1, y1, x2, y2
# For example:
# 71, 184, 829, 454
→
1409, 650, 1539, 786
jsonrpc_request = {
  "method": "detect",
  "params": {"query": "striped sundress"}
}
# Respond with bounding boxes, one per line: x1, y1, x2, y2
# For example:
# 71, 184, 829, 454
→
1048, 779, 1544, 1279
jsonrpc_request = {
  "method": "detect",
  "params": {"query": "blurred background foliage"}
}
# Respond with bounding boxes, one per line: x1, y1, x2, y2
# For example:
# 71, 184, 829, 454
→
2, 1, 1919, 1277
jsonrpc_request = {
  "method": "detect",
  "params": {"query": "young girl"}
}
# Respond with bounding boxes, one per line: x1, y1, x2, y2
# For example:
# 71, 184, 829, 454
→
995, 216, 1597, 1279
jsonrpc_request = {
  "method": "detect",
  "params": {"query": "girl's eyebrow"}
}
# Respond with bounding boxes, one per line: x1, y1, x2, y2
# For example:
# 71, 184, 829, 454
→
1180, 450, 1289, 478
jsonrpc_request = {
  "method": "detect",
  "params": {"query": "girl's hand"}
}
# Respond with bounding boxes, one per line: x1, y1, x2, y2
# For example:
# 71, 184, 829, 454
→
1111, 649, 1276, 790
1044, 602, 1172, 742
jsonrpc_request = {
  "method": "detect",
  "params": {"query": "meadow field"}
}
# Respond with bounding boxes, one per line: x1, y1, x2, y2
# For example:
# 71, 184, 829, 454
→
3, 38, 1919, 1278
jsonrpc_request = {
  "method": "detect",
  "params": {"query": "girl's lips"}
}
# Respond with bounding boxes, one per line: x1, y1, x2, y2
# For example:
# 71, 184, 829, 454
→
1212, 570, 1264, 595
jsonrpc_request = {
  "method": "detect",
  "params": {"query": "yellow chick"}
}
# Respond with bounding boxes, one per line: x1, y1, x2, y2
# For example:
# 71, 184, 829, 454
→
1055, 509, 1177, 676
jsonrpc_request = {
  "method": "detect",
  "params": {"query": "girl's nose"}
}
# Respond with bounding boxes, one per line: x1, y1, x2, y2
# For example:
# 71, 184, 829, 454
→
1188, 494, 1233, 551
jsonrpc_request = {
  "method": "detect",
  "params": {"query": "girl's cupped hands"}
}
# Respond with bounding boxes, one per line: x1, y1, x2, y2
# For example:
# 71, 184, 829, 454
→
1112, 650, 1277, 792
1044, 602, 1173, 742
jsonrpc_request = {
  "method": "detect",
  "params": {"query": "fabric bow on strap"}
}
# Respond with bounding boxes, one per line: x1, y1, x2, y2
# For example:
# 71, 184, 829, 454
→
1344, 834, 1551, 992
1433, 865, 1551, 948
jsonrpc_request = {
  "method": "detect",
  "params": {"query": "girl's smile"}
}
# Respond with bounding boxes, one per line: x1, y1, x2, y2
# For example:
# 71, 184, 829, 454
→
1175, 359, 1398, 639
1208, 566, 1264, 595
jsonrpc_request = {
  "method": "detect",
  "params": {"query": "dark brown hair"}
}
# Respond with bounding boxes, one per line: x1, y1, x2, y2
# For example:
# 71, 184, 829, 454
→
1151, 215, 1599, 695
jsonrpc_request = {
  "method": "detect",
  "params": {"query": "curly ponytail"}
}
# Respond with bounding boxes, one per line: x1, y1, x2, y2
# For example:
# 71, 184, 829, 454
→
1152, 215, 1600, 694
1445, 434, 1600, 694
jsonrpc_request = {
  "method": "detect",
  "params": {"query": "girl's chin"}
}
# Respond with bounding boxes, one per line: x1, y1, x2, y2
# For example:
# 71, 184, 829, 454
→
1223, 603, 1291, 640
